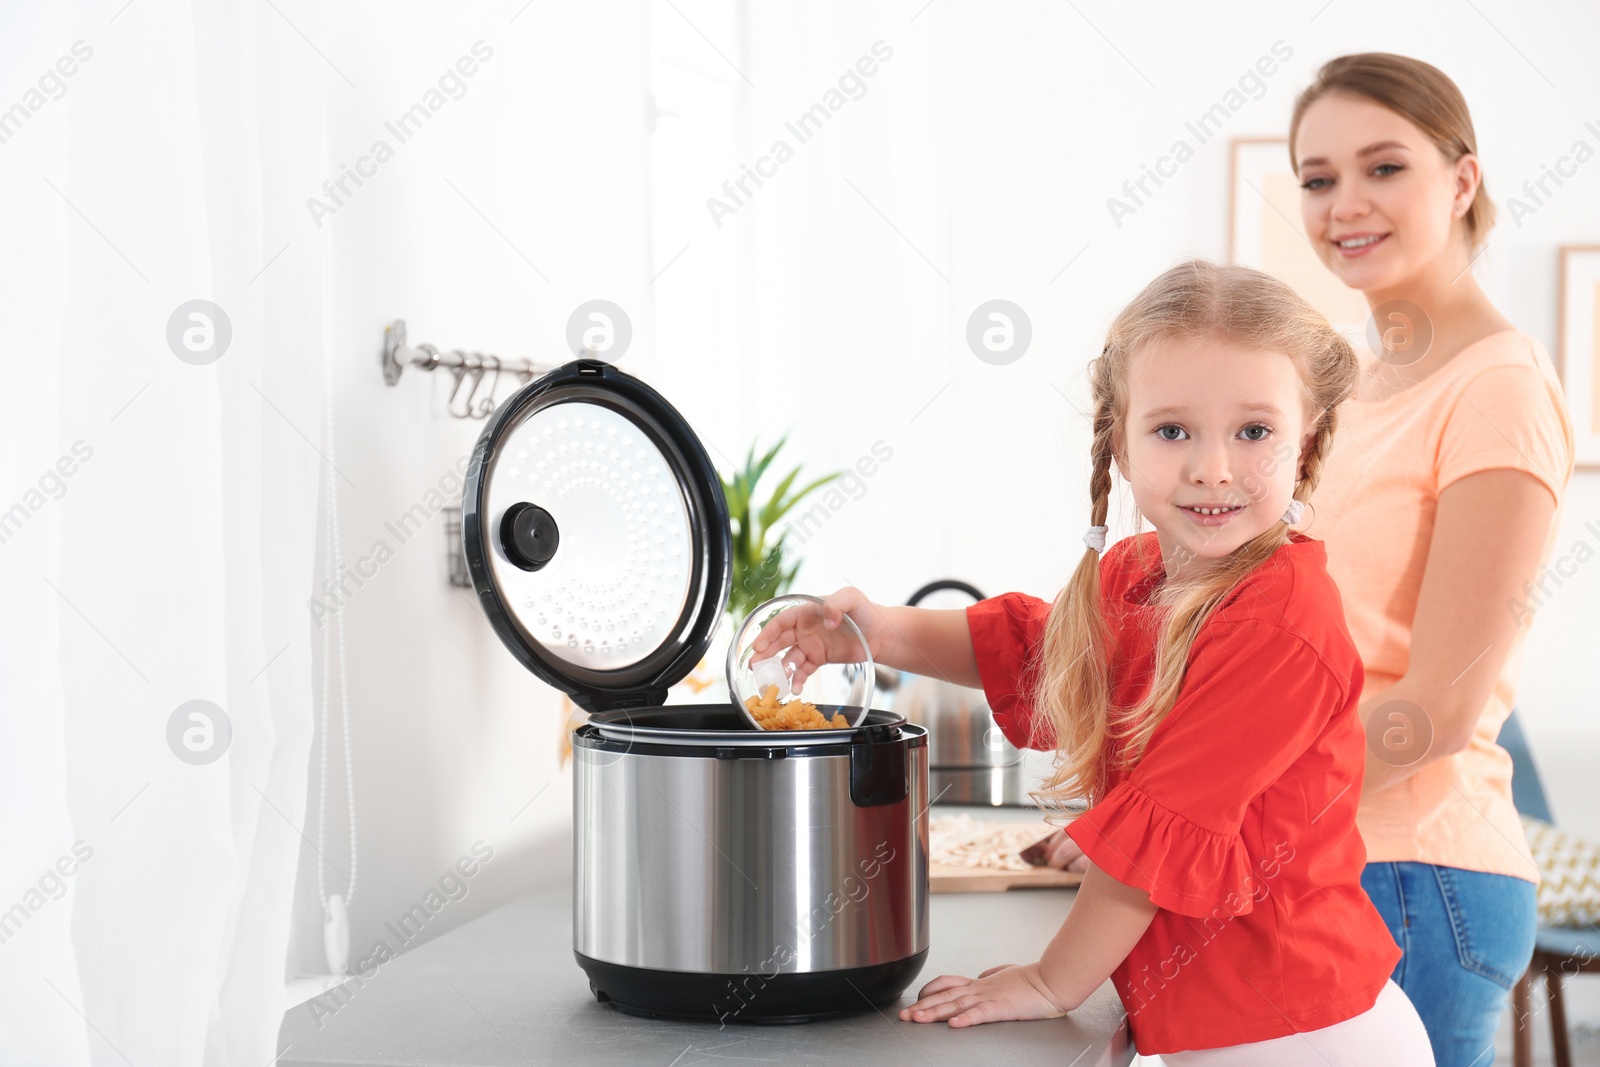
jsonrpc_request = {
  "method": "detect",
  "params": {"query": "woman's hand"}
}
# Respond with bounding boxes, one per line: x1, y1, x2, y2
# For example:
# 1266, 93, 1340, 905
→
748, 587, 894, 693
898, 962, 1068, 1027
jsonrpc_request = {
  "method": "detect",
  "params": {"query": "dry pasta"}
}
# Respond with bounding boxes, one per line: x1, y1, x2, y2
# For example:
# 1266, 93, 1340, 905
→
745, 685, 849, 731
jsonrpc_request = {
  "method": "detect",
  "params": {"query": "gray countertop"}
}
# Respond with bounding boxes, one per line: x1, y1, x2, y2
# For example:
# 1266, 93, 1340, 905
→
279, 823, 1132, 1066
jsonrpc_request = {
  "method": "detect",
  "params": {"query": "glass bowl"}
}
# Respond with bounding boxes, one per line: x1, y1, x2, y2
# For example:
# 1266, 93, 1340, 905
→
725, 594, 875, 731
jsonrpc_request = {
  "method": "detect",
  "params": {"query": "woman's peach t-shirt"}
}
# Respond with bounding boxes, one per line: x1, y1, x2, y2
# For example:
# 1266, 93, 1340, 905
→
1304, 329, 1575, 882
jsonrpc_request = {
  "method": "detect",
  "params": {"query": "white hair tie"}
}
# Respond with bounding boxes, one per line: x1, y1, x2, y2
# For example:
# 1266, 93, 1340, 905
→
1281, 499, 1306, 525
1083, 525, 1108, 553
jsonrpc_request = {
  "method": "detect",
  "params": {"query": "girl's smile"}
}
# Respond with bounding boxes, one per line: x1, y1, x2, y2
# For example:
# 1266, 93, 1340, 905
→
1179, 503, 1245, 526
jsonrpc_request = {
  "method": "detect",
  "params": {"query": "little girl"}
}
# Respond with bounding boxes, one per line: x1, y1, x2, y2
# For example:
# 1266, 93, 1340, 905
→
752, 260, 1435, 1064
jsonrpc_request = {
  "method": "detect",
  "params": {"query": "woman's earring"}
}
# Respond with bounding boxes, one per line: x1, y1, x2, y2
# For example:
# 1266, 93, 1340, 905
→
1281, 498, 1306, 525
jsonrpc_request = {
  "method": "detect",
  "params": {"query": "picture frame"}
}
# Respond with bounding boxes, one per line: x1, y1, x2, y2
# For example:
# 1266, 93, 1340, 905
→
1557, 245, 1600, 470
1227, 137, 1370, 341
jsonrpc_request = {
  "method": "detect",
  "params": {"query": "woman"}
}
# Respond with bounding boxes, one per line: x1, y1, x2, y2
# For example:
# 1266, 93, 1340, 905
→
1289, 53, 1572, 1067
1041, 54, 1574, 1067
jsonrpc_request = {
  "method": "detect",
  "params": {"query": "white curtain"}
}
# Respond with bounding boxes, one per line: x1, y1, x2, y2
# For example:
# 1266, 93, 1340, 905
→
645, 0, 960, 602
1, 2, 326, 1063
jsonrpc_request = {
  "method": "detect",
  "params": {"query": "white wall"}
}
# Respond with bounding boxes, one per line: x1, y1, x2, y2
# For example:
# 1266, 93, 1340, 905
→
283, 0, 1600, 982
285, 2, 649, 975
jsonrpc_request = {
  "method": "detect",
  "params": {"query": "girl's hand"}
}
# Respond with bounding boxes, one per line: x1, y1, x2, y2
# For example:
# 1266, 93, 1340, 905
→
897, 962, 1068, 1027
748, 587, 893, 693
1040, 829, 1090, 873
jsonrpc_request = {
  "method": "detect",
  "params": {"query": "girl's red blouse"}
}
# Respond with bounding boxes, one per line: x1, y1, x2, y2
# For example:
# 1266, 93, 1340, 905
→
965, 531, 1402, 1056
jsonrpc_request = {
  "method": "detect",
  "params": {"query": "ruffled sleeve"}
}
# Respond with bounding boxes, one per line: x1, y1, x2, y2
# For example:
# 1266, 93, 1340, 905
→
965, 593, 1054, 751
1066, 616, 1355, 918
1067, 779, 1258, 917
964, 541, 1144, 753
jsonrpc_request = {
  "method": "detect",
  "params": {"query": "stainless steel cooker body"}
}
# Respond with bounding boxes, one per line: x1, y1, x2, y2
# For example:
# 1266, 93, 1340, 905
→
572, 706, 929, 1022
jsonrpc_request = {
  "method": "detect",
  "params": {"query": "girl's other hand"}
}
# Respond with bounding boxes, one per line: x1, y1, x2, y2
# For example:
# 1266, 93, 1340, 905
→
897, 962, 1068, 1026
1041, 829, 1090, 873
747, 587, 891, 693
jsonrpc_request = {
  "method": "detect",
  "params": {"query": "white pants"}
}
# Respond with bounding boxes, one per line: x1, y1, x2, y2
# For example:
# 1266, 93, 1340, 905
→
1153, 979, 1435, 1066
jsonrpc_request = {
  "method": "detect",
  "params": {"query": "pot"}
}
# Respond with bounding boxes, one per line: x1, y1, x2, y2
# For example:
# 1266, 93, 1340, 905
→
461, 359, 930, 1022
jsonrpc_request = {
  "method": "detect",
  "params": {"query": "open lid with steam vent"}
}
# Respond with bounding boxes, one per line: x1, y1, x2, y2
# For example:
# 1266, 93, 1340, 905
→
461, 359, 731, 713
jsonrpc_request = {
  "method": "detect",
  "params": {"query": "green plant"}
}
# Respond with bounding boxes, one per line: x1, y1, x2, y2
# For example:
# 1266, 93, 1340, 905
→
720, 436, 842, 621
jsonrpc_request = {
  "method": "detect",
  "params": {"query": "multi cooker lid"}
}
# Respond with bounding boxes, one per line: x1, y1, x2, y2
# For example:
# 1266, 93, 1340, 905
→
462, 359, 731, 713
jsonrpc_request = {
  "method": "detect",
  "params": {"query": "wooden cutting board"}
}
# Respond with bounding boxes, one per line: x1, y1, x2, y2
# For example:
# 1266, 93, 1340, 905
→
930, 863, 1084, 893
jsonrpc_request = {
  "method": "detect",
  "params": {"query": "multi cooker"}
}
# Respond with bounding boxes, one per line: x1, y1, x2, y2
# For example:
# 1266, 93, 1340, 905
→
460, 358, 929, 1022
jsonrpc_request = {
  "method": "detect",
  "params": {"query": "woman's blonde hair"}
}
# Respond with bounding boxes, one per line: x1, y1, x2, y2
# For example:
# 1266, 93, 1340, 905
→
1289, 52, 1494, 252
1030, 259, 1360, 806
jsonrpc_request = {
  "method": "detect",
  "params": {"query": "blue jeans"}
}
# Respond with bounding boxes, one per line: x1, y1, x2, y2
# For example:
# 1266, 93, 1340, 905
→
1362, 862, 1537, 1067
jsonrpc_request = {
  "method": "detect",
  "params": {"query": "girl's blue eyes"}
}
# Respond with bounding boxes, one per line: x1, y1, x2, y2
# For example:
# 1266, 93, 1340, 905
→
1154, 424, 1273, 442
1300, 163, 1405, 191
